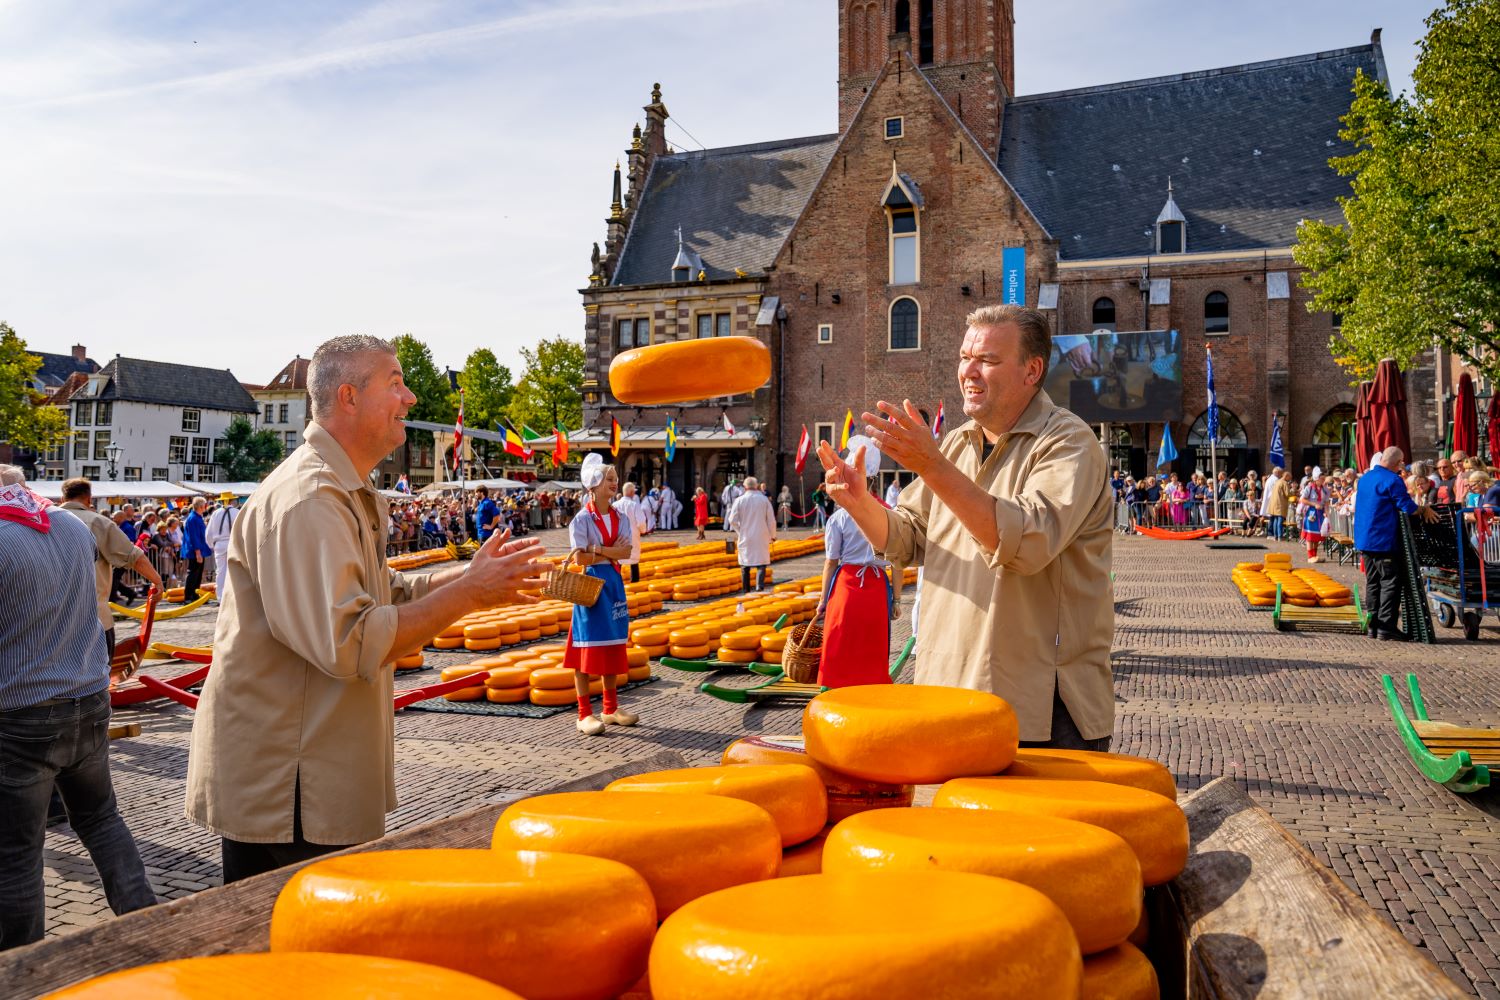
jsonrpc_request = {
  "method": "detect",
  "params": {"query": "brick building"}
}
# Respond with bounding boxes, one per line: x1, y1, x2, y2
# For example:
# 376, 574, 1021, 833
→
582, 1, 1424, 508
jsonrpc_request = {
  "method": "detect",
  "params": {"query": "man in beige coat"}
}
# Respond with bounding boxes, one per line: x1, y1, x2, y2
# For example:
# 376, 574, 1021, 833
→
57, 479, 164, 657
186, 335, 547, 882
818, 304, 1114, 749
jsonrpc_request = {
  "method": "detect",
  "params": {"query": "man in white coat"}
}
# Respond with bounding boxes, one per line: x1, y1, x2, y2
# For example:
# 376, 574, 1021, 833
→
727, 476, 776, 592
720, 478, 745, 532
612, 482, 652, 583
657, 482, 679, 532
204, 491, 240, 604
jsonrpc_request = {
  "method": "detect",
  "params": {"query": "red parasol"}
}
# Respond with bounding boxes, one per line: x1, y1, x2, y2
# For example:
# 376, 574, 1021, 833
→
1452, 372, 1478, 459
1368, 358, 1412, 464
1489, 391, 1500, 468
1354, 380, 1376, 470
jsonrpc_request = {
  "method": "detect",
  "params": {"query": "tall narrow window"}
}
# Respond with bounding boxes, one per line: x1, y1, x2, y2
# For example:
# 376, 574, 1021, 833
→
1204, 292, 1230, 335
889, 297, 920, 351
918, 0, 933, 64
890, 211, 917, 285
1091, 297, 1116, 331
894, 0, 910, 34
75, 401, 92, 426
617, 319, 635, 349
1159, 220, 1184, 254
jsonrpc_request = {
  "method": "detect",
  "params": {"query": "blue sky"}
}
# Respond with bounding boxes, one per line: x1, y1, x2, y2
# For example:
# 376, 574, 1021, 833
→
0, 0, 1428, 385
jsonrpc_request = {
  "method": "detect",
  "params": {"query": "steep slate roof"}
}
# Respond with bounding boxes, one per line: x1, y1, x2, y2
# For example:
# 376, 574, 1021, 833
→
32, 351, 98, 390
263, 356, 309, 391
997, 44, 1382, 260
95, 357, 258, 413
612, 133, 840, 286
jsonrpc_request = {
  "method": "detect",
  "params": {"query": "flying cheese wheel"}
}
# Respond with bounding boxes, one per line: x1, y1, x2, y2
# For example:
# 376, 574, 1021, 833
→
47, 953, 524, 1000
822, 806, 1141, 954
609, 335, 772, 405
486, 686, 528, 704
493, 791, 781, 917
1005, 749, 1178, 800
934, 777, 1189, 886
607, 765, 828, 847
649, 871, 1081, 1000
722, 735, 913, 822
531, 666, 577, 690
1081, 943, 1160, 1000
270, 849, 654, 1000
803, 685, 1019, 784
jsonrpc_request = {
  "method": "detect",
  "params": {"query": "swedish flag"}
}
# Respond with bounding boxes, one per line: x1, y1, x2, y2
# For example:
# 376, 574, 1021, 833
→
665, 418, 678, 462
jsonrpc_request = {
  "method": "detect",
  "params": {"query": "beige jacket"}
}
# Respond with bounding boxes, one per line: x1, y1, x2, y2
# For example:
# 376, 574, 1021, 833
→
881, 390, 1115, 742
59, 500, 140, 632
1265, 476, 1290, 518
185, 423, 431, 844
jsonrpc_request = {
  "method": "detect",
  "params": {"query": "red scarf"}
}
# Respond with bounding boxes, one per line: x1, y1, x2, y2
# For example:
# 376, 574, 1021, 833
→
0, 483, 52, 533
586, 497, 620, 563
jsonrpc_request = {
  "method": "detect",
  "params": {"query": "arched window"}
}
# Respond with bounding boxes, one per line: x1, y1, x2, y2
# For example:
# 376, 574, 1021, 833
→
1312, 404, 1357, 472
1187, 407, 1247, 447
1091, 297, 1116, 332
1204, 291, 1229, 335
889, 297, 920, 351
1313, 405, 1356, 443
918, 0, 934, 64
894, 0, 910, 34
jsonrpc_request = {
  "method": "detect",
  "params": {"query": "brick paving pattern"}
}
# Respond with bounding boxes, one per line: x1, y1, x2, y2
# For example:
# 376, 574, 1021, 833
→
37, 527, 1500, 996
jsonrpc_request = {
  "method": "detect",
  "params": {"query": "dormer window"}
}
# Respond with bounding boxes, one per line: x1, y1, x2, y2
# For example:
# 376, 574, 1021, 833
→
1155, 178, 1186, 255
882, 167, 924, 286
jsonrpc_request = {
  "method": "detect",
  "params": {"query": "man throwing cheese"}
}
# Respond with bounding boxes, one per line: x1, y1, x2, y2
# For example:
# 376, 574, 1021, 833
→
818, 305, 1114, 749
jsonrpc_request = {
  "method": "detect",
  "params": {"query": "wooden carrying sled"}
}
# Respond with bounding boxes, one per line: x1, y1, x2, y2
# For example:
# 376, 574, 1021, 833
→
1383, 673, 1496, 793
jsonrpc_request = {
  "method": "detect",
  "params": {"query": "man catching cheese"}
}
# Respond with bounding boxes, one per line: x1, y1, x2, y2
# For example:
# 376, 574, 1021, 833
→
818, 304, 1114, 750
186, 335, 548, 882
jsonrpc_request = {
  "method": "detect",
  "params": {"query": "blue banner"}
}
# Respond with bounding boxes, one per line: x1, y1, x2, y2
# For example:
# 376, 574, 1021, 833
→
1206, 346, 1219, 444
1001, 246, 1026, 306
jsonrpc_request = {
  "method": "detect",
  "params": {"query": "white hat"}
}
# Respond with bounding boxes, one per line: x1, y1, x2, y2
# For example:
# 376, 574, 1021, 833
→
843, 434, 882, 478
581, 453, 607, 489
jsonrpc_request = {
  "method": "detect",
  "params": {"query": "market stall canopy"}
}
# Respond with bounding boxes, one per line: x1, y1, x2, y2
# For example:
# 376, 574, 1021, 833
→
179, 481, 261, 496
536, 480, 584, 492
28, 480, 208, 501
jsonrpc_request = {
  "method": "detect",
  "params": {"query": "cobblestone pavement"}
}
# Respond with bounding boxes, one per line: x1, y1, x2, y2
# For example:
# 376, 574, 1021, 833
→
39, 527, 1500, 996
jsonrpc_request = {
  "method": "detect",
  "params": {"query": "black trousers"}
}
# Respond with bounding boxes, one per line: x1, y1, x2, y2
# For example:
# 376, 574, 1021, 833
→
741, 565, 769, 592
1363, 550, 1402, 634
183, 555, 204, 602
220, 786, 351, 884
629, 563, 640, 583
1019, 687, 1111, 752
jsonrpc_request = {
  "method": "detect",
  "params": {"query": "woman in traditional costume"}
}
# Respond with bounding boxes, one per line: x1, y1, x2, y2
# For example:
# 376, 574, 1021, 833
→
563, 454, 637, 736
1300, 466, 1327, 562
815, 436, 894, 688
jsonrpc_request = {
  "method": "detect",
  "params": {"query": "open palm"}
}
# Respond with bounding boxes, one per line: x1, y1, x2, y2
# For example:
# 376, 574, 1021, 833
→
816, 441, 867, 509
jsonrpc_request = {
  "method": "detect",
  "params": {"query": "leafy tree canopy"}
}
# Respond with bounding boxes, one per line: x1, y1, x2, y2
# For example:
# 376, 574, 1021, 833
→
214, 417, 285, 481
1295, 0, 1500, 380
0, 322, 71, 454
507, 337, 584, 439
454, 347, 513, 445
392, 334, 455, 424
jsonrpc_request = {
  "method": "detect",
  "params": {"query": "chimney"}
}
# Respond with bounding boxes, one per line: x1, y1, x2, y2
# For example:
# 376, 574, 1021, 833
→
72, 344, 87, 362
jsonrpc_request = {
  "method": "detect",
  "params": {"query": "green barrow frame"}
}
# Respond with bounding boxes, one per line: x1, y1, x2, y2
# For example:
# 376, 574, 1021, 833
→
1271, 582, 1368, 633
1382, 673, 1494, 794
658, 613, 798, 676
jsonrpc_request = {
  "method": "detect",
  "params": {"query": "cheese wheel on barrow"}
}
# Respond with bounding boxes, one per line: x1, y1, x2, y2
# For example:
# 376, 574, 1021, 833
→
721, 734, 914, 822
609, 336, 771, 405
648, 871, 1081, 1000
1081, 943, 1160, 1000
270, 849, 654, 1000
492, 791, 781, 917
934, 777, 1189, 886
802, 685, 1018, 784
822, 806, 1141, 954
607, 764, 827, 847
1004, 749, 1178, 800
48, 953, 524, 1000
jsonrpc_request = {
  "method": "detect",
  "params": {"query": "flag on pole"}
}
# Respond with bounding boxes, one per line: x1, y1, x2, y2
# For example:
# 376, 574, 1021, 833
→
794, 425, 812, 473
1156, 424, 1179, 469
664, 418, 678, 463
722, 411, 736, 436
610, 417, 622, 457
499, 425, 530, 459
1205, 346, 1219, 445
840, 409, 855, 449
1268, 414, 1285, 469
453, 389, 464, 472
932, 401, 945, 439
552, 423, 570, 466
519, 425, 545, 452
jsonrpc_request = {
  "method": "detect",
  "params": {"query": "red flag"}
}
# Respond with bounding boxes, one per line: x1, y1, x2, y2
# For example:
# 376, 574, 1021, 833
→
794, 425, 812, 473
932, 401, 945, 439
453, 389, 464, 472
610, 417, 622, 457
553, 423, 570, 466
722, 412, 736, 436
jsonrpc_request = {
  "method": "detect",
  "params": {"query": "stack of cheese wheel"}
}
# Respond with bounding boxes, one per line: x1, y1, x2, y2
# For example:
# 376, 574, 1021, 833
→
49, 954, 523, 1000
718, 623, 772, 664
722, 734, 914, 825
1004, 748, 1178, 800
758, 625, 790, 665
648, 871, 1081, 1000
1080, 942, 1160, 1000
1292, 567, 1353, 607
269, 849, 656, 1000
1230, 562, 1278, 606
392, 650, 424, 672
492, 791, 781, 918
802, 685, 1020, 784
388, 548, 455, 572
606, 764, 828, 848
934, 776, 1189, 886
1262, 565, 1318, 607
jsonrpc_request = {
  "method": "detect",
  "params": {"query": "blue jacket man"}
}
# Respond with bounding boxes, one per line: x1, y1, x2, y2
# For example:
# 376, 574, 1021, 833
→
1354, 448, 1437, 640
180, 498, 214, 602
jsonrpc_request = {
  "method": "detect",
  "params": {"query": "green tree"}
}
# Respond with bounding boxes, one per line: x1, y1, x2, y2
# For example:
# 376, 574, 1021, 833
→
0, 323, 70, 455
392, 334, 455, 423
454, 348, 513, 463
213, 417, 285, 480
1294, 0, 1500, 380
507, 338, 584, 466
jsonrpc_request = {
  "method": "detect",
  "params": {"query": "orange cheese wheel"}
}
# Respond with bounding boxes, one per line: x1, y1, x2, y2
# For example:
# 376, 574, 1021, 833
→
759, 632, 788, 652
440, 664, 490, 683
803, 685, 1019, 784
668, 628, 708, 646
530, 687, 581, 706
443, 687, 484, 702
47, 953, 523, 1000
1004, 749, 1178, 800
511, 656, 555, 674
609, 335, 772, 406
270, 849, 654, 1000
493, 791, 781, 918
632, 626, 671, 646
760, 649, 783, 664
483, 665, 534, 689
437, 623, 467, 639
934, 777, 1189, 886
464, 622, 501, 640
530, 642, 567, 656
720, 631, 764, 651
822, 806, 1141, 954
1081, 943, 1159, 1000
649, 871, 1081, 1000
393, 652, 424, 670
531, 666, 577, 690
607, 765, 828, 847
432, 636, 464, 650
486, 686, 528, 704
640, 643, 670, 659
716, 648, 758, 664
778, 829, 827, 878
722, 735, 913, 823
465, 636, 504, 651
626, 646, 650, 667
669, 643, 711, 659
1128, 906, 1150, 949
518, 628, 542, 642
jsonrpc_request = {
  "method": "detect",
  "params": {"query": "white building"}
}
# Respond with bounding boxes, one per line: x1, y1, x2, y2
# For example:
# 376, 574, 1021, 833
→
42, 357, 258, 482
247, 356, 311, 456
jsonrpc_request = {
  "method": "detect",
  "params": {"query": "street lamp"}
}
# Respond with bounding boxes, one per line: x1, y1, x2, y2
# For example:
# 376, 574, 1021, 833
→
105, 442, 122, 480
35, 460, 47, 483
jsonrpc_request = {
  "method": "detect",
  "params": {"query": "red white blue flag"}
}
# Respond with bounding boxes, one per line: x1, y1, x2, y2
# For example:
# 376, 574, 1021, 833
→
932, 401, 945, 439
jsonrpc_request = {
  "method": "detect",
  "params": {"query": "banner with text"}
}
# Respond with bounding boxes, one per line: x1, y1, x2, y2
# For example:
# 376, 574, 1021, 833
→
1001, 246, 1026, 306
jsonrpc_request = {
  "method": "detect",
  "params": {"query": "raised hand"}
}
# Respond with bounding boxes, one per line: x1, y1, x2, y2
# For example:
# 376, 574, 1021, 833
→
861, 399, 942, 477
465, 527, 548, 605
817, 440, 868, 510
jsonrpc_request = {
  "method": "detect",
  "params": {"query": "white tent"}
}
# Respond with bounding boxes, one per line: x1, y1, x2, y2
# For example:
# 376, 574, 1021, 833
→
536, 480, 584, 492
29, 480, 208, 501
179, 481, 263, 496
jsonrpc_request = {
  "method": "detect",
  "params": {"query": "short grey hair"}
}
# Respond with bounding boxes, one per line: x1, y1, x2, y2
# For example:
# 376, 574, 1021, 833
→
308, 335, 397, 421
744, 476, 759, 490
1379, 445, 1406, 469
0, 463, 25, 486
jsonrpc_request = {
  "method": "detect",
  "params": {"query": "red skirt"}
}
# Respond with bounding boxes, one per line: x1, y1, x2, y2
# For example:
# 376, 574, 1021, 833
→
817, 565, 892, 688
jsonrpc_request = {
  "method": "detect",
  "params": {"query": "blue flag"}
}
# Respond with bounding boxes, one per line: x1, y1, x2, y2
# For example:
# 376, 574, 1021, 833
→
1205, 346, 1219, 444
664, 418, 677, 463
1156, 424, 1179, 469
1268, 415, 1284, 469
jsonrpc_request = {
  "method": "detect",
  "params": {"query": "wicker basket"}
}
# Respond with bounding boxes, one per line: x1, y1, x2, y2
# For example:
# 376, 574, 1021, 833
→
543, 549, 604, 607
781, 614, 825, 684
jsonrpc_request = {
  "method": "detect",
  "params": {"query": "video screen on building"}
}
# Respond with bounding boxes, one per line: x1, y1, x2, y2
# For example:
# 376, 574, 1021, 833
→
1044, 330, 1184, 424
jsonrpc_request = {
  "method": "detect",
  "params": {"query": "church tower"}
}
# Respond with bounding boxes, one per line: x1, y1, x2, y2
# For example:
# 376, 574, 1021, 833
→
838, 0, 1015, 156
